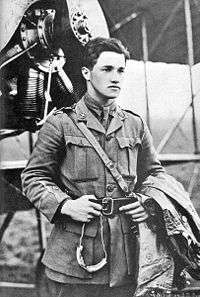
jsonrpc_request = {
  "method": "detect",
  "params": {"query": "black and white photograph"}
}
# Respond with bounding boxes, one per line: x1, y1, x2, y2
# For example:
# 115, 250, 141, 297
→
0, 1, 200, 296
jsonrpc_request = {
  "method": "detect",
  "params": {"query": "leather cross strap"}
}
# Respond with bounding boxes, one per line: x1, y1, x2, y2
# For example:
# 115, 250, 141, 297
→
67, 111, 138, 273
68, 111, 129, 194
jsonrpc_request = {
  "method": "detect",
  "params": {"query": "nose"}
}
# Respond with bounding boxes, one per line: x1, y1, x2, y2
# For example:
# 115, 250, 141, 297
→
110, 71, 120, 83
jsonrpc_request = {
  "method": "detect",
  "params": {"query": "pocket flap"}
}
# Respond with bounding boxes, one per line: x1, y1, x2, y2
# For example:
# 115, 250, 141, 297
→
116, 137, 141, 149
65, 136, 92, 147
63, 219, 98, 237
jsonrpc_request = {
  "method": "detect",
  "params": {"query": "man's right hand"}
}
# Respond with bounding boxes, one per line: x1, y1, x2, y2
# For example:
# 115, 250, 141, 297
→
61, 195, 102, 222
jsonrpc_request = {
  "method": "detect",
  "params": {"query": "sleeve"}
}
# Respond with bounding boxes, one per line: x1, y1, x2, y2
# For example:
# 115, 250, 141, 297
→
21, 114, 71, 222
135, 119, 168, 201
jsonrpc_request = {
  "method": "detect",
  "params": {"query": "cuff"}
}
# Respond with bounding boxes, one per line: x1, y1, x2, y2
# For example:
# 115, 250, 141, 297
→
136, 193, 162, 232
51, 199, 69, 223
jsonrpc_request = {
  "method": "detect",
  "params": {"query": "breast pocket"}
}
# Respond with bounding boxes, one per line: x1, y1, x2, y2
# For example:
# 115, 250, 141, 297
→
64, 136, 99, 182
116, 136, 141, 178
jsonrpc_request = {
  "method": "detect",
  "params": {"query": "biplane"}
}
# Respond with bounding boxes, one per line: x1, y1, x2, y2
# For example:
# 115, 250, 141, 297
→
0, 0, 200, 296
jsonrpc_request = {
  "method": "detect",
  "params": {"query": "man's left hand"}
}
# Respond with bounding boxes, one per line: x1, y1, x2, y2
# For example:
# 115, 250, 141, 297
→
119, 199, 148, 222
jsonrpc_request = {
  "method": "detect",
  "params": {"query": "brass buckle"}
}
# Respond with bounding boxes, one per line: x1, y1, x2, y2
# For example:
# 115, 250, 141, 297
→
102, 197, 114, 216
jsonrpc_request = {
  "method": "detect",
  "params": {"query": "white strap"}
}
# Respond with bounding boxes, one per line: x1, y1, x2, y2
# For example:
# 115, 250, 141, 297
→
76, 216, 107, 273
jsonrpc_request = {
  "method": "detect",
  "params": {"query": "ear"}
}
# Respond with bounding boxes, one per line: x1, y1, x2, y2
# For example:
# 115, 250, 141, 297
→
81, 67, 91, 81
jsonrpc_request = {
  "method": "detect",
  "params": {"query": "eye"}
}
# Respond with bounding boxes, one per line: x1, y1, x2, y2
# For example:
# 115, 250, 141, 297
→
118, 68, 125, 73
102, 67, 112, 72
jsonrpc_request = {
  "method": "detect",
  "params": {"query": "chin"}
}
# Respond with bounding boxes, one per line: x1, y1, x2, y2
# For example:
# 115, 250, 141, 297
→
109, 93, 119, 99
103, 95, 118, 100
105, 91, 120, 99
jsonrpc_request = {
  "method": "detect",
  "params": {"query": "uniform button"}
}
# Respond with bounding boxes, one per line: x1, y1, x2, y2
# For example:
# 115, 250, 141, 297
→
109, 162, 114, 169
106, 135, 112, 141
106, 185, 115, 192
79, 113, 86, 119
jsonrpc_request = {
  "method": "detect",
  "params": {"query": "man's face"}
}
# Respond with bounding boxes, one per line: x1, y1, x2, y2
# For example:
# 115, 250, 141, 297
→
82, 51, 126, 102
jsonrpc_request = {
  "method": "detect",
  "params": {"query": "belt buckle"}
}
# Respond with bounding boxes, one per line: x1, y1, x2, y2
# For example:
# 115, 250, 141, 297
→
102, 197, 114, 216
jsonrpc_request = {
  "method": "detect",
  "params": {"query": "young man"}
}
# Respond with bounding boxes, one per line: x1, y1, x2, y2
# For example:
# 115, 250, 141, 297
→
21, 37, 200, 297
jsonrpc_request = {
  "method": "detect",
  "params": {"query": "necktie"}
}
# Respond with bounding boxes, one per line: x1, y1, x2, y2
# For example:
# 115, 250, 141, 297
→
102, 106, 110, 130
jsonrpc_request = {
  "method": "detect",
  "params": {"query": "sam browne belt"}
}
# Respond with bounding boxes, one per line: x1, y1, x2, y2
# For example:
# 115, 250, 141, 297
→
68, 111, 138, 273
90, 196, 137, 217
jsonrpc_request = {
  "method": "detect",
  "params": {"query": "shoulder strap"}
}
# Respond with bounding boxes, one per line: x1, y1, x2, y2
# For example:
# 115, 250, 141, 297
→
68, 112, 129, 194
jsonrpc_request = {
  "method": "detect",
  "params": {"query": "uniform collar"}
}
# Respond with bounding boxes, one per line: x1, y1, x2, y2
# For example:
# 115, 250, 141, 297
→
75, 94, 127, 135
83, 93, 117, 118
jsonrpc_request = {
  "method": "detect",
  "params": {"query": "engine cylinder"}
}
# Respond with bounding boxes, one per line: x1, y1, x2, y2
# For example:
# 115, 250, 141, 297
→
17, 67, 45, 119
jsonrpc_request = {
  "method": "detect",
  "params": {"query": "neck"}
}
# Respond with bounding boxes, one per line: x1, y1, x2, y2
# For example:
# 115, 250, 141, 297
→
86, 87, 115, 107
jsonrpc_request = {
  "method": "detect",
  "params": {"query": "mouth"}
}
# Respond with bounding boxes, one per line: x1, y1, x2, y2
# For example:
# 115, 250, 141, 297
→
108, 85, 120, 90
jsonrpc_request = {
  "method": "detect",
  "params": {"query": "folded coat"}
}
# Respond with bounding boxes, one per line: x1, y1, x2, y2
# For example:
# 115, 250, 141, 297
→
135, 173, 200, 296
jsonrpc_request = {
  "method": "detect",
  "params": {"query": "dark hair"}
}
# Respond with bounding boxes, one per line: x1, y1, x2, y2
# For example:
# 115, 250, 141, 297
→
82, 37, 130, 69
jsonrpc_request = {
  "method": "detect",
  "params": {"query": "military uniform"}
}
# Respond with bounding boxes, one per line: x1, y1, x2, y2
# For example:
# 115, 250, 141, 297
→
21, 93, 168, 295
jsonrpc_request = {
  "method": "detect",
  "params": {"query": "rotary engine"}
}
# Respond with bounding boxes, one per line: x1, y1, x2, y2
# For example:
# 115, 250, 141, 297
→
0, 0, 92, 133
